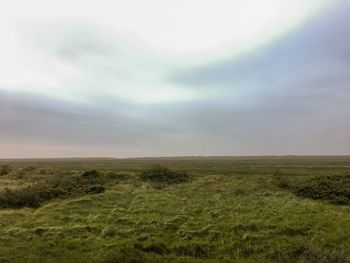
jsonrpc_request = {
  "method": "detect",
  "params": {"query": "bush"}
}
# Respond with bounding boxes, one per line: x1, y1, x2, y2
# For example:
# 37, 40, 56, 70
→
85, 185, 105, 194
272, 170, 290, 189
294, 175, 350, 205
22, 166, 36, 173
271, 244, 349, 263
81, 170, 100, 179
0, 165, 11, 176
0, 188, 41, 209
100, 246, 165, 263
0, 169, 106, 209
134, 242, 170, 255
79, 170, 104, 186
139, 165, 190, 184
173, 243, 210, 258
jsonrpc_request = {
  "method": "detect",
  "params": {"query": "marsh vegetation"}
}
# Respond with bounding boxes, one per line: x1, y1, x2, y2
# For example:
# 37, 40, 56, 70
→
0, 156, 349, 263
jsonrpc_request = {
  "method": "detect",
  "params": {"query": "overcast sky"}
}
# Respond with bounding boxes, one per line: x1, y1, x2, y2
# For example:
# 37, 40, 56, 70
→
1, 0, 349, 158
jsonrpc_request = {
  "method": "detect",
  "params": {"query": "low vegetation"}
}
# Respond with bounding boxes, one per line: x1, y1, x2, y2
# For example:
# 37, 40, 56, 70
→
139, 165, 190, 184
0, 169, 105, 209
295, 174, 350, 205
272, 170, 291, 189
0, 164, 11, 176
0, 157, 349, 263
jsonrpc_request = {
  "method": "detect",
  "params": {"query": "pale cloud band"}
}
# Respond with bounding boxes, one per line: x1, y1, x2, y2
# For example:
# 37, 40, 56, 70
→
0, 0, 332, 103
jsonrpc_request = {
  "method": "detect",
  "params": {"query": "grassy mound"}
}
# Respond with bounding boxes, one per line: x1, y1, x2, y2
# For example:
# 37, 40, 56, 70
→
0, 170, 105, 209
140, 165, 190, 184
295, 175, 350, 205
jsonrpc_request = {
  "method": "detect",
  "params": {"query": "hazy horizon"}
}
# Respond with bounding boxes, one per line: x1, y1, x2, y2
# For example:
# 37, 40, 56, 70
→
1, 0, 350, 158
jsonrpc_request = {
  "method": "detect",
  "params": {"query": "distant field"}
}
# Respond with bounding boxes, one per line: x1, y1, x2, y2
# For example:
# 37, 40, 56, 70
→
0, 156, 349, 263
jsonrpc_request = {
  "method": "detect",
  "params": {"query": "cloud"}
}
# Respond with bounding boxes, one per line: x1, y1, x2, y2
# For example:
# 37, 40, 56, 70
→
0, 90, 195, 157
0, 1, 349, 157
1, 0, 331, 56
1, 20, 198, 104
0, 91, 175, 145
0, 0, 333, 105
170, 2, 350, 104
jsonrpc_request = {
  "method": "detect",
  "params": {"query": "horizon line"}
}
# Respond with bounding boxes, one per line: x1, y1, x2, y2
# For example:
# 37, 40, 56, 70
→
1, 154, 350, 161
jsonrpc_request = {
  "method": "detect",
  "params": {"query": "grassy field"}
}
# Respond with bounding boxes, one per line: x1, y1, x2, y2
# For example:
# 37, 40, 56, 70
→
0, 156, 349, 263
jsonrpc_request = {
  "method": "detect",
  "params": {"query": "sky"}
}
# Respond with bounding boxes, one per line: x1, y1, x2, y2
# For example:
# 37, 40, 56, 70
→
0, 0, 350, 158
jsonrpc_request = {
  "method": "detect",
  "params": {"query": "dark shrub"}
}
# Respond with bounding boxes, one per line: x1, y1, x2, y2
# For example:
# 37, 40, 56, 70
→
79, 170, 104, 186
140, 165, 189, 184
101, 246, 165, 263
271, 244, 349, 263
85, 185, 105, 194
81, 170, 100, 179
0, 187, 41, 209
0, 169, 106, 209
0, 165, 11, 176
36, 185, 66, 200
106, 171, 129, 181
295, 175, 350, 205
272, 170, 290, 189
173, 243, 210, 258
22, 166, 36, 173
134, 242, 170, 255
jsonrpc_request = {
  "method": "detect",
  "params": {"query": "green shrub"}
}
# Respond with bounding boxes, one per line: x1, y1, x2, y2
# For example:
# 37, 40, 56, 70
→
81, 170, 100, 179
133, 241, 210, 258
79, 170, 105, 186
0, 165, 11, 176
85, 185, 105, 194
139, 165, 189, 184
272, 170, 290, 189
134, 242, 170, 255
22, 166, 36, 173
106, 171, 129, 181
173, 243, 210, 258
100, 246, 165, 263
36, 187, 63, 201
0, 170, 106, 209
295, 175, 350, 205
271, 244, 349, 263
0, 188, 41, 208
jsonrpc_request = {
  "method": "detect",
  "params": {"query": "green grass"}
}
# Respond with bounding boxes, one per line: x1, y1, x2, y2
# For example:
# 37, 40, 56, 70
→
0, 156, 349, 262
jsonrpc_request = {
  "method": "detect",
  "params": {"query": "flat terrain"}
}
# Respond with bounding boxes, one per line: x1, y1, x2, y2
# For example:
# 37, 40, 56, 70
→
0, 156, 349, 263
